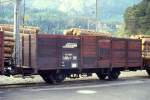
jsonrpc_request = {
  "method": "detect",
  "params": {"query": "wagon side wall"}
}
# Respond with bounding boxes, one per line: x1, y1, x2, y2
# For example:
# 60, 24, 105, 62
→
32, 34, 143, 72
127, 39, 142, 68
36, 34, 59, 70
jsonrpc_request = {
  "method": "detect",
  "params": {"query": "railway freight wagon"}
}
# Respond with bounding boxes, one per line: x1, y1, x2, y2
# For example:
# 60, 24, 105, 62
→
22, 34, 144, 84
0, 31, 149, 84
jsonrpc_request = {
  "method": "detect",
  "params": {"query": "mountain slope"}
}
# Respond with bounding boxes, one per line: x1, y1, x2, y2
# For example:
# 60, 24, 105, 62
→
0, 0, 142, 33
124, 0, 150, 35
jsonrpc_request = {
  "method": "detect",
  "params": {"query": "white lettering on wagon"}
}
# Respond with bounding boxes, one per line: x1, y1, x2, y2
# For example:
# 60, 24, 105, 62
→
63, 43, 77, 48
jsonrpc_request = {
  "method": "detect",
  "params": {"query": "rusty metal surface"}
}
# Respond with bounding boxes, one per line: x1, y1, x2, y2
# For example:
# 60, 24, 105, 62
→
36, 35, 80, 70
22, 34, 142, 71
97, 37, 111, 68
0, 31, 4, 72
81, 36, 97, 68
127, 39, 142, 68
22, 34, 37, 69
36, 34, 59, 70
111, 38, 126, 68
111, 38, 142, 68
60, 36, 80, 69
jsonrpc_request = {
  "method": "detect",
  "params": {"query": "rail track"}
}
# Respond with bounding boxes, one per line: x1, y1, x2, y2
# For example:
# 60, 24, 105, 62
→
0, 75, 149, 90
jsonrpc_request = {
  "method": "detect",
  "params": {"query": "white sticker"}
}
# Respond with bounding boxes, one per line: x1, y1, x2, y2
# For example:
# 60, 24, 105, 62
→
72, 63, 78, 68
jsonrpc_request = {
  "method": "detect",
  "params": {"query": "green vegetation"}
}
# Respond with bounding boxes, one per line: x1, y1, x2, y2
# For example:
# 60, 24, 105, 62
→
0, 0, 141, 34
124, 0, 150, 35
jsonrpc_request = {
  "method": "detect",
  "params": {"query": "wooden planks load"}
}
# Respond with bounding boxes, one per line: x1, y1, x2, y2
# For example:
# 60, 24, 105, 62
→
0, 24, 40, 57
64, 28, 111, 36
0, 24, 40, 34
4, 31, 14, 58
0, 24, 40, 58
64, 28, 74, 35
131, 35, 150, 59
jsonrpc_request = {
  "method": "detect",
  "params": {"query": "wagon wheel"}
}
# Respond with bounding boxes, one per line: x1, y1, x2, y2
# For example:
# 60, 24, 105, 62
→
96, 73, 107, 80
146, 69, 150, 76
40, 73, 54, 84
54, 73, 66, 83
40, 73, 66, 84
108, 71, 120, 80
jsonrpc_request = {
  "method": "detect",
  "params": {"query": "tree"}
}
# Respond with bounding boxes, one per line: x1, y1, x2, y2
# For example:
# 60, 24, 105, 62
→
124, 0, 150, 35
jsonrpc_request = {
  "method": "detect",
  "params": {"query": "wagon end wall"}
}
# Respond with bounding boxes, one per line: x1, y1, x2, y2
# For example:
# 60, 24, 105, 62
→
0, 31, 4, 74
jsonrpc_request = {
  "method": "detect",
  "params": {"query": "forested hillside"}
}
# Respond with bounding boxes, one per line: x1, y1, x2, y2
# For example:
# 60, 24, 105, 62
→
124, 0, 150, 35
0, 0, 141, 33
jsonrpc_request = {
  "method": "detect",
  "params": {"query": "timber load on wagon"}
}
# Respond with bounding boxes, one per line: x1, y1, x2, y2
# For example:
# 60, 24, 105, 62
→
0, 24, 40, 58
